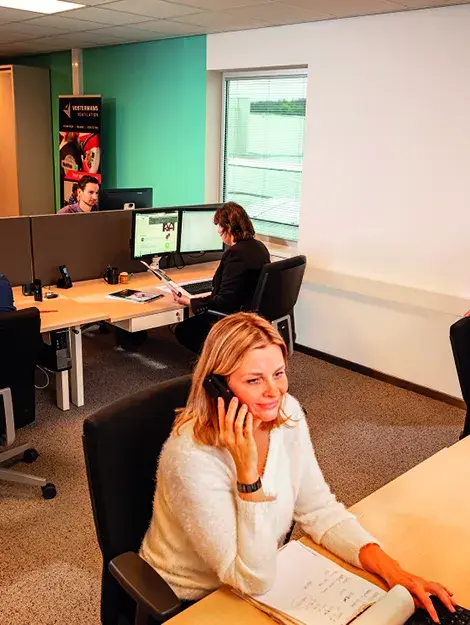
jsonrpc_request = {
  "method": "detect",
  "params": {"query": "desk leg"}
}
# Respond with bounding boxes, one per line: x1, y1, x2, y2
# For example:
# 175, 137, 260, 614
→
56, 371, 70, 411
70, 325, 84, 407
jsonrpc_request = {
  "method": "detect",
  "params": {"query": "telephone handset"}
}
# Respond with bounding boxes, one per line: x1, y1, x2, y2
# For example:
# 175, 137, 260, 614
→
203, 374, 235, 410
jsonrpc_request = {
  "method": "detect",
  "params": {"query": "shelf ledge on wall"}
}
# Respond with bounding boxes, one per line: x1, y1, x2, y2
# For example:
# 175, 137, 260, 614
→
303, 266, 470, 318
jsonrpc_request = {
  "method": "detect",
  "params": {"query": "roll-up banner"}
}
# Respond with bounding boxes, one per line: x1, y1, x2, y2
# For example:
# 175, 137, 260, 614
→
59, 95, 102, 207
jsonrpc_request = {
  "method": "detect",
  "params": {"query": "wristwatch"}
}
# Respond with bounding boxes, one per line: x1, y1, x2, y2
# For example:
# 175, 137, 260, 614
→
237, 477, 262, 493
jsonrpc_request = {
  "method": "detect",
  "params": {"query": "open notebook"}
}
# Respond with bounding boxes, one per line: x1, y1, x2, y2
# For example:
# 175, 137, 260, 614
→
237, 541, 416, 625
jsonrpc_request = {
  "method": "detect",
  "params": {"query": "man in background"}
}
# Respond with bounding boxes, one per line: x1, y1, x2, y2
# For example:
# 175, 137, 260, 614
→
57, 175, 99, 214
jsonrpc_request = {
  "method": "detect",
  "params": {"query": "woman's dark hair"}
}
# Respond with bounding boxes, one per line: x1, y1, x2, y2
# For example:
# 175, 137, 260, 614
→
214, 202, 255, 243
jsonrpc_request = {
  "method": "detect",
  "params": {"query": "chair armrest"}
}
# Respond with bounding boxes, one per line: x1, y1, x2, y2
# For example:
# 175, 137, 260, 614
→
207, 310, 227, 319
109, 552, 182, 622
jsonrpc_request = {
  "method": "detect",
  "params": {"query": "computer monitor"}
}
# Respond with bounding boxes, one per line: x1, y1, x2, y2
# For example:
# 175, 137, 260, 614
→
179, 205, 224, 254
131, 209, 180, 259
99, 188, 153, 211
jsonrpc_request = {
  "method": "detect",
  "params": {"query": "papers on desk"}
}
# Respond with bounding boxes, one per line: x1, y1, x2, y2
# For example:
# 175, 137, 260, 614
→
239, 542, 415, 625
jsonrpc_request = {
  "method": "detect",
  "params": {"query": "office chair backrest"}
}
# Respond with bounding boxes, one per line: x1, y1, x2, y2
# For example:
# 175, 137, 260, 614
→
251, 255, 307, 321
450, 316, 470, 437
83, 375, 192, 624
0, 307, 42, 433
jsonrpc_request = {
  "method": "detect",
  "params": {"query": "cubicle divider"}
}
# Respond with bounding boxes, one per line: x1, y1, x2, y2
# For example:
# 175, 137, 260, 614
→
0, 210, 224, 289
31, 210, 145, 285
0, 216, 33, 286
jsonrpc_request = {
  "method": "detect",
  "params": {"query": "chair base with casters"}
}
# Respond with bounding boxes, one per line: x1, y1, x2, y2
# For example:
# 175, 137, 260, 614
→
0, 387, 56, 500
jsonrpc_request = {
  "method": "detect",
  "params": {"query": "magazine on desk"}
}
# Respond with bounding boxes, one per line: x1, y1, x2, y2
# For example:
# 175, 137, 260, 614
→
237, 541, 416, 625
107, 289, 164, 304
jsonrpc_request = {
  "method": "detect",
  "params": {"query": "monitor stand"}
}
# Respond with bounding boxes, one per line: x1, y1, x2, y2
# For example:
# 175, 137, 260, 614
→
150, 255, 161, 271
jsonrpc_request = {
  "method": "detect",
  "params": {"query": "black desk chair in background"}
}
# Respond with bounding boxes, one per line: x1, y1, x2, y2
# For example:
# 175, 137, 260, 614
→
0, 307, 56, 499
209, 255, 307, 356
83, 375, 192, 625
450, 316, 470, 439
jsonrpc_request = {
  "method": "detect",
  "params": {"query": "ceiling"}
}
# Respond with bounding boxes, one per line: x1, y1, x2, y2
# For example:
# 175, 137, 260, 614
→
0, 0, 468, 58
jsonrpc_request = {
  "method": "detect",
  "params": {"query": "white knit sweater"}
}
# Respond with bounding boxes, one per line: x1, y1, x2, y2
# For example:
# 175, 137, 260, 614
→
140, 394, 379, 600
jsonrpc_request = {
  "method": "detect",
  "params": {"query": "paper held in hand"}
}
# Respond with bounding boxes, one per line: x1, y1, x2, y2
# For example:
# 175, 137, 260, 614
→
140, 260, 186, 297
238, 541, 415, 625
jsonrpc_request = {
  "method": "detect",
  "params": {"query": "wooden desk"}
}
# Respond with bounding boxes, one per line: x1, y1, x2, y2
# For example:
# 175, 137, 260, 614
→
64, 262, 217, 330
167, 438, 470, 623
12, 262, 216, 409
350, 437, 470, 605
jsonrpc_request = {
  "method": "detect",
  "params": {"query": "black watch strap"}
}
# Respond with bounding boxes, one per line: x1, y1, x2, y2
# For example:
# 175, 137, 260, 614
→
237, 477, 262, 493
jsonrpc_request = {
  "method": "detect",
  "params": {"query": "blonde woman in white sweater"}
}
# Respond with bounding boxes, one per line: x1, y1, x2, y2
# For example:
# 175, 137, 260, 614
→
140, 313, 454, 623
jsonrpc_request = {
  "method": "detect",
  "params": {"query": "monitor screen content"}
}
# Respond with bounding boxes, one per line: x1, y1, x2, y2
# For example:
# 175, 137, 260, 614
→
132, 210, 179, 258
100, 188, 153, 211
180, 209, 224, 253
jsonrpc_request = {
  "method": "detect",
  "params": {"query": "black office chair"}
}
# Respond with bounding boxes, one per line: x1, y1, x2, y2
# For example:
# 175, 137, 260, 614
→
82, 375, 192, 625
251, 255, 306, 356
209, 255, 307, 356
450, 316, 470, 439
0, 307, 56, 499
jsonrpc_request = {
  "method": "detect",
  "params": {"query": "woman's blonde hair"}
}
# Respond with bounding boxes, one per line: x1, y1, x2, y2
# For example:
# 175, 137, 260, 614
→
174, 312, 288, 446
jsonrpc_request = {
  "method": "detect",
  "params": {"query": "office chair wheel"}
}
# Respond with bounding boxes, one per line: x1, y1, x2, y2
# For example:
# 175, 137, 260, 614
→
23, 448, 39, 463
41, 482, 57, 500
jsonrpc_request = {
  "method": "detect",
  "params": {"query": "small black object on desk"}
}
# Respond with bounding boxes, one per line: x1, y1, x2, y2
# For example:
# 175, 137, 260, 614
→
57, 265, 73, 289
104, 265, 119, 285
22, 283, 34, 296
33, 279, 43, 302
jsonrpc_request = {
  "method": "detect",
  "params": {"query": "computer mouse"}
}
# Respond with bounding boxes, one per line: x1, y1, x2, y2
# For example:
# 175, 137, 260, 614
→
46, 292, 58, 299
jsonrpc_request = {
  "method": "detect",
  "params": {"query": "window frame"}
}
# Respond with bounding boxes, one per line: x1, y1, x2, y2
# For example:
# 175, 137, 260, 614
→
220, 68, 307, 249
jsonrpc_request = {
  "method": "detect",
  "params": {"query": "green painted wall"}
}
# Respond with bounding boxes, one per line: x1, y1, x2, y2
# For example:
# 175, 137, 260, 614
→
83, 35, 207, 206
7, 51, 72, 210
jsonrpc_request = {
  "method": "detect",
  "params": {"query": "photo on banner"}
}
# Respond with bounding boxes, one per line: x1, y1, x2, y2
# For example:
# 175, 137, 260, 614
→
58, 95, 102, 207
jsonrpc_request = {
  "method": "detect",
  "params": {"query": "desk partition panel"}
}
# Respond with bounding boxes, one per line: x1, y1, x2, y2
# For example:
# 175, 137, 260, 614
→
0, 216, 33, 286
31, 211, 144, 285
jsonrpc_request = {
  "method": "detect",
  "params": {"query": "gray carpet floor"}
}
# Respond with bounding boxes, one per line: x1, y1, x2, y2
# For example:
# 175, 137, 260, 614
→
0, 326, 465, 625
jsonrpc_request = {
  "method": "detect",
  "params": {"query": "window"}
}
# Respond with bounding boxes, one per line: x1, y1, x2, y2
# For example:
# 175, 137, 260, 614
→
222, 70, 307, 242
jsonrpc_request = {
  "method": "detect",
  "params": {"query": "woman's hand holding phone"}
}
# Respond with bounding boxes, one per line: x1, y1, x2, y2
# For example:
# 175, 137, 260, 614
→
217, 396, 259, 485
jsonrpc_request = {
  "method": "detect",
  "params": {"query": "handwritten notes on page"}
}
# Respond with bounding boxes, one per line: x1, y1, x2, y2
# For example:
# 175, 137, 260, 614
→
353, 585, 415, 625
250, 541, 385, 625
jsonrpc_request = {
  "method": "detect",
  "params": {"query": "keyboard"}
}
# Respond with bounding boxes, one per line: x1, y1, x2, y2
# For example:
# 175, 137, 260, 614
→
405, 596, 470, 625
179, 280, 213, 296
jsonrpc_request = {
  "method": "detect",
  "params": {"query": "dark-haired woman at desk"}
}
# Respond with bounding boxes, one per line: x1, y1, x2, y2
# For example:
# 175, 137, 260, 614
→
172, 202, 270, 354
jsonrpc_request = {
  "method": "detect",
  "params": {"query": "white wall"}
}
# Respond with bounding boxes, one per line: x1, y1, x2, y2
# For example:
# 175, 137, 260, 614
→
207, 5, 470, 397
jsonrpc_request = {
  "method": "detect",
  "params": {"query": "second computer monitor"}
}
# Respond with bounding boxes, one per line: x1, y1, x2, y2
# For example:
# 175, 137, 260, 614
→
132, 209, 179, 259
100, 188, 153, 211
179, 205, 224, 254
